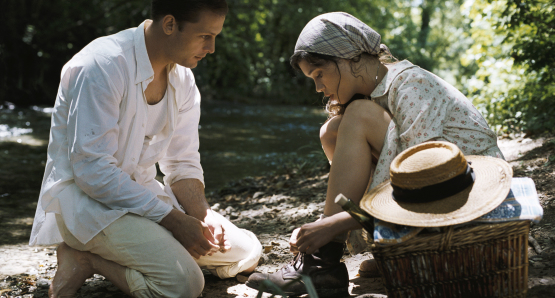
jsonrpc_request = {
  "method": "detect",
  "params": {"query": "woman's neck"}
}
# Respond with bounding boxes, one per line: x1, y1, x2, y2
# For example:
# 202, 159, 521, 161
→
355, 56, 387, 96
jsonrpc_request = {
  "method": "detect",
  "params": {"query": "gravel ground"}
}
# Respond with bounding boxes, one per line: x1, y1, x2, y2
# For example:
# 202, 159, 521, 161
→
2, 135, 555, 297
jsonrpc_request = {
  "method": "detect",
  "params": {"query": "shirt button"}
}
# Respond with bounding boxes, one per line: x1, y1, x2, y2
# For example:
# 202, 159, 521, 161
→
132, 158, 136, 161
142, 124, 144, 127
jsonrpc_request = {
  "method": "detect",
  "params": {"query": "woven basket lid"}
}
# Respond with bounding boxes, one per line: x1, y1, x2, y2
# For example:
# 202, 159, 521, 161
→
360, 141, 512, 227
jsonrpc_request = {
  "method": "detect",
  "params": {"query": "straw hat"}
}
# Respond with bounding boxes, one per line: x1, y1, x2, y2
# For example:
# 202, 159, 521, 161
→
360, 141, 512, 227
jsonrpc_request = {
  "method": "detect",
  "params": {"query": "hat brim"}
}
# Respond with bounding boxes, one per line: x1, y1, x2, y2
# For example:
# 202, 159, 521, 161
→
360, 156, 512, 227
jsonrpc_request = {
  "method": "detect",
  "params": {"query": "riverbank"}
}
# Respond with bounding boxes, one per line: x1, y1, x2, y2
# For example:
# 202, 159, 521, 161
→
2, 134, 555, 297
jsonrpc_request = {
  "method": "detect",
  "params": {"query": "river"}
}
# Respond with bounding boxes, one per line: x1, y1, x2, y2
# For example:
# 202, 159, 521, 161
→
0, 101, 328, 194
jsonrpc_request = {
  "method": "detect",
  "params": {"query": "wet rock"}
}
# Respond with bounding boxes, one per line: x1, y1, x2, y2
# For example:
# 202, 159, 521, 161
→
529, 235, 543, 254
263, 245, 273, 253
258, 254, 269, 265
36, 278, 49, 288
253, 191, 265, 199
211, 203, 221, 211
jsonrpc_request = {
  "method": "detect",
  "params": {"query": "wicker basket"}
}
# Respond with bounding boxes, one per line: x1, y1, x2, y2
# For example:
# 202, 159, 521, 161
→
369, 220, 530, 298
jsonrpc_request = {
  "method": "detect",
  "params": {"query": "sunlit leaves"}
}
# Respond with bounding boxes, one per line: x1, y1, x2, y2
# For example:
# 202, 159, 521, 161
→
195, 0, 475, 104
461, 0, 555, 134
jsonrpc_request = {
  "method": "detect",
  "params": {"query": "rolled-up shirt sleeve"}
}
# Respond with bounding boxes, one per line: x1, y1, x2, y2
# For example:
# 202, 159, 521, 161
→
159, 69, 204, 187
66, 55, 172, 221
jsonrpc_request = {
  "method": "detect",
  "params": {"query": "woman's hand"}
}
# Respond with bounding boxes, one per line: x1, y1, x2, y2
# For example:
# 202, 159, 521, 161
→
289, 228, 301, 254
293, 217, 337, 255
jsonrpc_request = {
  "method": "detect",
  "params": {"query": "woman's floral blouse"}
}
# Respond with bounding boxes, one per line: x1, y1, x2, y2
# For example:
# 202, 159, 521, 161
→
369, 60, 504, 191
346, 60, 505, 254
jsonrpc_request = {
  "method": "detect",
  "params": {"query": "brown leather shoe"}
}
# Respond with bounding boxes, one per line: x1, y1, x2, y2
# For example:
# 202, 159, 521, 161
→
246, 242, 349, 297
358, 258, 381, 278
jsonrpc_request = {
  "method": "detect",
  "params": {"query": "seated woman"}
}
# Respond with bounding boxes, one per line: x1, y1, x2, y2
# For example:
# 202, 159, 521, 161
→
246, 12, 504, 297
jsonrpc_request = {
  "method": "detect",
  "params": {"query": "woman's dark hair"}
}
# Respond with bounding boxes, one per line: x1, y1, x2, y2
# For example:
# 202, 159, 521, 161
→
290, 47, 397, 118
151, 0, 228, 30
290, 52, 345, 117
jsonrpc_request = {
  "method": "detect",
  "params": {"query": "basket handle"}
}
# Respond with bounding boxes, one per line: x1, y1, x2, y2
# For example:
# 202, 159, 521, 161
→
439, 226, 455, 251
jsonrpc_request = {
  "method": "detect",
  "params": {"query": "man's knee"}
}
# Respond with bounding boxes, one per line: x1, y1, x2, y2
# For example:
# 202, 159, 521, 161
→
173, 257, 204, 298
139, 264, 204, 298
175, 268, 204, 298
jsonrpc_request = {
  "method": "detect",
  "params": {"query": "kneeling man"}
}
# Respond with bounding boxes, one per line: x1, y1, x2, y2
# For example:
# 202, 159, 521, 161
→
29, 1, 261, 297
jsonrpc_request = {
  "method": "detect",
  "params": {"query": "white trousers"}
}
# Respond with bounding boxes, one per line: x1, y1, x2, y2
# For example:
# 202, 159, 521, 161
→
56, 213, 262, 298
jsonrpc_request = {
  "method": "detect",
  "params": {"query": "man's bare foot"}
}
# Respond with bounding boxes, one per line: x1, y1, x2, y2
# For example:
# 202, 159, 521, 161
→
49, 242, 95, 298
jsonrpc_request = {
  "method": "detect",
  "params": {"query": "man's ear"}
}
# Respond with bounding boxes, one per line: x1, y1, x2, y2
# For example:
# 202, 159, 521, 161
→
162, 15, 178, 35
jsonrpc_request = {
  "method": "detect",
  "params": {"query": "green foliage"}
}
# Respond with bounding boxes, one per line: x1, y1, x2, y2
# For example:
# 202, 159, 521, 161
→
255, 274, 319, 298
383, 0, 475, 88
6, 0, 551, 135
194, 0, 392, 104
1, 0, 474, 108
461, 0, 555, 134
545, 154, 555, 167
255, 279, 290, 298
195, 0, 475, 104
1, 0, 150, 106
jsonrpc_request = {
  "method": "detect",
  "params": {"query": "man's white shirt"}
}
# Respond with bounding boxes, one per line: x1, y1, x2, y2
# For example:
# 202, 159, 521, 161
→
30, 21, 204, 246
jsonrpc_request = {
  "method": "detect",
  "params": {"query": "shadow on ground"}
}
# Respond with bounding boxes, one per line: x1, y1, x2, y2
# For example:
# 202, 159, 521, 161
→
2, 106, 555, 297
528, 285, 555, 298
0, 141, 47, 246
0, 106, 51, 246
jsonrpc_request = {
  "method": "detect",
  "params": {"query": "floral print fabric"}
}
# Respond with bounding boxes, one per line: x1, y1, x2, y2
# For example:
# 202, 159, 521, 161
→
347, 60, 506, 254
370, 60, 504, 190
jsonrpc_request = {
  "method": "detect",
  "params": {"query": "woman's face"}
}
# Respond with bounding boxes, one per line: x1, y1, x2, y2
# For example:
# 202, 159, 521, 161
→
298, 59, 357, 105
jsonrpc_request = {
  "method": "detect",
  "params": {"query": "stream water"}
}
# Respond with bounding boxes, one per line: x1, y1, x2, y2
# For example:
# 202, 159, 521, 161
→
0, 101, 328, 194
198, 101, 328, 192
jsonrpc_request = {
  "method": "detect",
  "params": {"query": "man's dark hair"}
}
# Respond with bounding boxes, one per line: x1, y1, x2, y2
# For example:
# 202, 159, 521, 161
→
151, 0, 228, 28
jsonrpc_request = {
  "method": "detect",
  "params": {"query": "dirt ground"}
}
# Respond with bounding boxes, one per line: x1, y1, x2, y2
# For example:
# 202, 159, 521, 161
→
1, 133, 555, 298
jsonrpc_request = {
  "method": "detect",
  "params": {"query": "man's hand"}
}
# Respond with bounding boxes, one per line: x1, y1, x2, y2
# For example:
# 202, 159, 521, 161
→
203, 210, 231, 253
160, 209, 220, 259
168, 179, 231, 254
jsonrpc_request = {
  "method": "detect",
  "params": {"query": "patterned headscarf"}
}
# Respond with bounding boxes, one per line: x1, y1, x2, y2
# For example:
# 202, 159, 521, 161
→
294, 12, 387, 59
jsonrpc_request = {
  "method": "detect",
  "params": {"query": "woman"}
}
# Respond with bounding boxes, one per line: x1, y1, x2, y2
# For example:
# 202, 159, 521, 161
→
246, 12, 504, 297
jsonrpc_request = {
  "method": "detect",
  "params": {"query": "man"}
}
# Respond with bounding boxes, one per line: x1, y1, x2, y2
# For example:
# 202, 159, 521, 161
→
29, 1, 262, 297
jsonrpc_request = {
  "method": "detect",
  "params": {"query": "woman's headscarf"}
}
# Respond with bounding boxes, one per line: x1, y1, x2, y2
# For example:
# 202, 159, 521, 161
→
294, 12, 388, 59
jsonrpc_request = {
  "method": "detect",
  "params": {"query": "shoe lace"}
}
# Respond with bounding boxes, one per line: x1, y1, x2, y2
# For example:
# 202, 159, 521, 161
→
289, 252, 305, 271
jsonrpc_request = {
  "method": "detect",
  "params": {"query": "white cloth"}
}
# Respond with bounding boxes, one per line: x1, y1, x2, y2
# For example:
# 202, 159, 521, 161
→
294, 12, 383, 58
145, 93, 168, 138
30, 20, 204, 246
